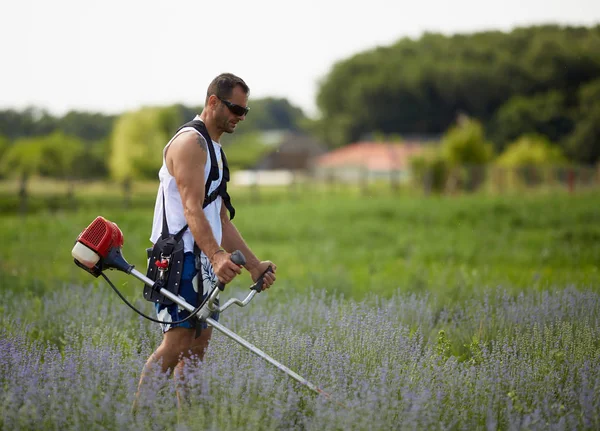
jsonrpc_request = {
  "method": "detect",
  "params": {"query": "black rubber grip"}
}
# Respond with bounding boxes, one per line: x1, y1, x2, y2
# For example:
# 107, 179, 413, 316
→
230, 250, 246, 266
250, 266, 273, 292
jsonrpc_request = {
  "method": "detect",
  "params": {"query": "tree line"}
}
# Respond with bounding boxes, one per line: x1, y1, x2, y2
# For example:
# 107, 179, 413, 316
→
0, 24, 599, 200
0, 99, 307, 211
313, 24, 600, 165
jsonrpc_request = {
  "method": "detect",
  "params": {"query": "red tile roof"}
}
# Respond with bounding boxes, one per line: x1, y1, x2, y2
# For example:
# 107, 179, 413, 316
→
315, 141, 425, 171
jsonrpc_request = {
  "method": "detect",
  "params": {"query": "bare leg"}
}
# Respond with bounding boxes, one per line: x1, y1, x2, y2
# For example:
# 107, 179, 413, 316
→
133, 327, 196, 412
174, 327, 213, 409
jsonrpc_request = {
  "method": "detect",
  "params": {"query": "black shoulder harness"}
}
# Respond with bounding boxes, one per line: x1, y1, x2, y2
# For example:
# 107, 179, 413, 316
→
176, 119, 235, 220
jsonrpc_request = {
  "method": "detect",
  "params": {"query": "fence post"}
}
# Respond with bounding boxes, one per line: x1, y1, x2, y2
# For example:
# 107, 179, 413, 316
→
567, 168, 575, 194
288, 170, 298, 201
251, 169, 260, 202
122, 178, 132, 210
390, 168, 400, 192
18, 173, 28, 216
424, 168, 432, 196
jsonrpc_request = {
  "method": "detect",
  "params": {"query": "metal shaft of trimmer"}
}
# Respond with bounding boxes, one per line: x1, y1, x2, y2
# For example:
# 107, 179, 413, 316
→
129, 268, 326, 396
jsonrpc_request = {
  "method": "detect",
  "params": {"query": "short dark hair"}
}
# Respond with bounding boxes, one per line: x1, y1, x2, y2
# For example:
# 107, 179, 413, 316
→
206, 73, 249, 105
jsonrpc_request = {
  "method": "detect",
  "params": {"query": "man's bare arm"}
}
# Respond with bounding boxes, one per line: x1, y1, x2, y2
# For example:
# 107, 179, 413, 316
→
220, 205, 260, 270
220, 203, 277, 288
167, 132, 241, 283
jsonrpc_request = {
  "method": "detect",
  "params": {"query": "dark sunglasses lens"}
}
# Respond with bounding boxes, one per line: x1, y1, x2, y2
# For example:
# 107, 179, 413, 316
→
231, 104, 249, 116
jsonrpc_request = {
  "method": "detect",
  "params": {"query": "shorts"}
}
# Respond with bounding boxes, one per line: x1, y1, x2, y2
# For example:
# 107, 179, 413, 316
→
155, 251, 220, 333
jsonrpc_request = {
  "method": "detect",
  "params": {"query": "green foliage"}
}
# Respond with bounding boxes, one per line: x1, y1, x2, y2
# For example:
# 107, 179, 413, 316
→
441, 117, 494, 166
497, 134, 567, 167
566, 108, 600, 165
492, 90, 573, 149
436, 329, 452, 359
75, 138, 109, 179
306, 113, 353, 148
0, 135, 8, 178
240, 97, 306, 132
577, 78, 600, 111
37, 131, 85, 178
0, 136, 45, 178
314, 24, 600, 162
4, 185, 598, 301
108, 106, 182, 181
222, 132, 273, 171
0, 98, 306, 182
0, 132, 85, 179
566, 79, 600, 164
0, 107, 114, 142
409, 147, 449, 193
0, 134, 8, 155
56, 111, 116, 142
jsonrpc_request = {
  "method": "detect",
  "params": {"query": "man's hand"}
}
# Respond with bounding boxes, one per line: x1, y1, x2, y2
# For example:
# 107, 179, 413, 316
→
249, 261, 277, 290
211, 251, 243, 285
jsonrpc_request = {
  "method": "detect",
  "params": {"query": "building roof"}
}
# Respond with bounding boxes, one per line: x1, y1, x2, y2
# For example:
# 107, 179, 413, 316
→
315, 141, 426, 171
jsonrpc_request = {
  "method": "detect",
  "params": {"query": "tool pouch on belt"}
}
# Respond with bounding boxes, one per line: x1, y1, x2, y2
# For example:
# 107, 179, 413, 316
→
143, 191, 188, 306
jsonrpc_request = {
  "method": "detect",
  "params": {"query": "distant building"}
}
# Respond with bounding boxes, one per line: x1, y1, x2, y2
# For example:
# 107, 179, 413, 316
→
314, 141, 428, 182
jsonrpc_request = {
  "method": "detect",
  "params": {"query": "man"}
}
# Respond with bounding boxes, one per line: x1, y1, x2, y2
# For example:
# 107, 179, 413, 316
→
134, 73, 277, 408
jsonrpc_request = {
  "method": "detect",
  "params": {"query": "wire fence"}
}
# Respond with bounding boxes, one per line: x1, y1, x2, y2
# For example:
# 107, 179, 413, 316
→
235, 164, 600, 197
0, 164, 598, 215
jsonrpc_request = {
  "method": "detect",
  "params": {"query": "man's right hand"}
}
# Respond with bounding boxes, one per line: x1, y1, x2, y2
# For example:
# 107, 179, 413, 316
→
210, 250, 243, 285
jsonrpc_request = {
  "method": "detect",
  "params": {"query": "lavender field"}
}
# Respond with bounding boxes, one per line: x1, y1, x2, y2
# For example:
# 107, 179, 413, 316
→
1, 191, 599, 430
2, 282, 599, 430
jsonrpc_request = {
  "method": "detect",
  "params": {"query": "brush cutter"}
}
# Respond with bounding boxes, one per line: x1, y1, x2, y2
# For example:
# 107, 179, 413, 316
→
71, 216, 331, 399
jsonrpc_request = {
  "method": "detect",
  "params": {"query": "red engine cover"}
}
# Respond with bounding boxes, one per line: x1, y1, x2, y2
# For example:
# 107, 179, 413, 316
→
77, 216, 124, 258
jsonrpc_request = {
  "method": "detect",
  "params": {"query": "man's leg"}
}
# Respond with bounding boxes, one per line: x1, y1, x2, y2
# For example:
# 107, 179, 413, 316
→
133, 327, 196, 412
174, 327, 213, 408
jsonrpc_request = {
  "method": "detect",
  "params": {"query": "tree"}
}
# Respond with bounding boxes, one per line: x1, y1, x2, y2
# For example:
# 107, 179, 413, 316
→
441, 117, 494, 165
409, 148, 449, 194
496, 134, 567, 186
239, 97, 306, 132
0, 107, 57, 139
38, 132, 85, 203
497, 134, 566, 166
109, 106, 182, 205
57, 111, 115, 142
566, 79, 600, 164
313, 24, 600, 163
221, 132, 273, 171
441, 117, 494, 191
0, 135, 8, 178
566, 107, 600, 165
491, 91, 573, 150
0, 137, 46, 213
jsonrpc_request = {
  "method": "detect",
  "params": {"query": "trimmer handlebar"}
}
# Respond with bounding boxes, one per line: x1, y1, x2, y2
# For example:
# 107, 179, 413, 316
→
209, 251, 272, 314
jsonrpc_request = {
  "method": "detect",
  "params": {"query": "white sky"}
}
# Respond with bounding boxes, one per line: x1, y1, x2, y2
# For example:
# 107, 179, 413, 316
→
0, 0, 598, 119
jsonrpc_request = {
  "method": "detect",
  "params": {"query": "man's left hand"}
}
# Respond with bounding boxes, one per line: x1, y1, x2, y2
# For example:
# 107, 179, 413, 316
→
249, 261, 277, 290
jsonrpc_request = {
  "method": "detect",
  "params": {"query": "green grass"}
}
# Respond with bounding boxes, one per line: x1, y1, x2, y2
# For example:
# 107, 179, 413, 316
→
0, 184, 598, 303
1, 184, 599, 430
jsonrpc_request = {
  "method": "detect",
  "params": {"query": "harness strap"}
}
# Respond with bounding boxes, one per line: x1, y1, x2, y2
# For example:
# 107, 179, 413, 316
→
175, 119, 235, 220
203, 148, 235, 219
160, 189, 189, 256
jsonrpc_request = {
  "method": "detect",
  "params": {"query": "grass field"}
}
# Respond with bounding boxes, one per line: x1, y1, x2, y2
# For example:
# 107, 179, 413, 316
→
1, 184, 599, 429
1, 183, 598, 301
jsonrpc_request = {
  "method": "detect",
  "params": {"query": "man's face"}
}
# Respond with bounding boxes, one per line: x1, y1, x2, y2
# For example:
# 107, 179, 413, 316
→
216, 85, 249, 134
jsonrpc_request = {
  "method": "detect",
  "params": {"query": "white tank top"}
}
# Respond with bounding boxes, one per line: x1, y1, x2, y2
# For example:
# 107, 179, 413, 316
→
150, 116, 223, 255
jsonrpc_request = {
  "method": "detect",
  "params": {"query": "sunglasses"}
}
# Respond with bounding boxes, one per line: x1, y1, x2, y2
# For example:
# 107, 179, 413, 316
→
218, 97, 250, 117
